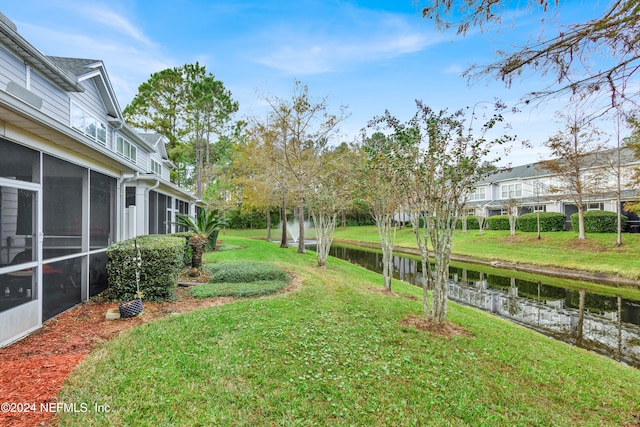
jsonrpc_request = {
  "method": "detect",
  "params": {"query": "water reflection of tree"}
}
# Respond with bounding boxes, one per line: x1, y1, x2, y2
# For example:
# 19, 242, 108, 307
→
502, 277, 522, 316
575, 289, 586, 347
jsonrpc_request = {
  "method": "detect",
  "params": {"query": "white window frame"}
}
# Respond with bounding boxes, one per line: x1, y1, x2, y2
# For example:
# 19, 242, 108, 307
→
501, 183, 522, 199
468, 186, 486, 202
150, 159, 162, 175
71, 103, 107, 146
115, 134, 137, 163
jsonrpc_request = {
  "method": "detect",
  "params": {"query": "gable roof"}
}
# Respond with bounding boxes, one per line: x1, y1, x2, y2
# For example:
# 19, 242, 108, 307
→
478, 147, 639, 185
137, 133, 170, 161
49, 56, 122, 119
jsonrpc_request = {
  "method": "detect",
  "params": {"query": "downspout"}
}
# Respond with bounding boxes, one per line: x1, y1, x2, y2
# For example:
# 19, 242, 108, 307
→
119, 172, 139, 241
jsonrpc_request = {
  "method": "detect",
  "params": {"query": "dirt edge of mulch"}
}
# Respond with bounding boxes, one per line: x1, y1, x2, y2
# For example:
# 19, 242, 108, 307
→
369, 288, 473, 339
0, 271, 301, 427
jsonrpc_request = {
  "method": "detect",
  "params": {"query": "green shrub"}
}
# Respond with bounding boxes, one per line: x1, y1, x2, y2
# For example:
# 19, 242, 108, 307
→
487, 215, 511, 230
204, 261, 289, 283
189, 280, 287, 298
456, 216, 480, 230
571, 210, 628, 233
107, 235, 184, 301
517, 212, 567, 232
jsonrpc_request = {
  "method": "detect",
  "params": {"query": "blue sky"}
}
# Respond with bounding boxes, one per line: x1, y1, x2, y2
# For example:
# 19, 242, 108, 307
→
1, 1, 617, 165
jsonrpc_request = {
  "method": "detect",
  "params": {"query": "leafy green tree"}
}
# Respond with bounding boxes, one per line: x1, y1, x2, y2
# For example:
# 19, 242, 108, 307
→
369, 101, 512, 324
124, 63, 238, 193
357, 133, 404, 291
306, 144, 357, 267
124, 67, 189, 183
234, 118, 294, 246
262, 81, 348, 254
186, 64, 239, 197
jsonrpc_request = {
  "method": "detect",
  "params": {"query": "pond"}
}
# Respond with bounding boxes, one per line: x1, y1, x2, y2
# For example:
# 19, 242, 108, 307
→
321, 243, 640, 368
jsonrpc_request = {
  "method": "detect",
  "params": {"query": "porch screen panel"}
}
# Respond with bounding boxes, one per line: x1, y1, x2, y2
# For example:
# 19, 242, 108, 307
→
42, 257, 82, 320
157, 193, 167, 234
0, 187, 37, 314
90, 171, 115, 249
89, 252, 108, 297
1, 187, 36, 266
148, 191, 158, 234
43, 155, 85, 259
0, 138, 40, 183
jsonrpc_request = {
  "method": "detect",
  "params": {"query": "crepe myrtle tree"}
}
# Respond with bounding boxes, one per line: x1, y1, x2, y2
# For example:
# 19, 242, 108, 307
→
357, 133, 404, 291
371, 100, 514, 324
306, 144, 357, 267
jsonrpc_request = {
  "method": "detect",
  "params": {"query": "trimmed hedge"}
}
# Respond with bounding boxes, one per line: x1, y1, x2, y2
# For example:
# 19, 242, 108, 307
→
517, 212, 566, 232
204, 261, 289, 284
571, 210, 628, 233
456, 216, 480, 230
107, 235, 185, 301
487, 215, 511, 230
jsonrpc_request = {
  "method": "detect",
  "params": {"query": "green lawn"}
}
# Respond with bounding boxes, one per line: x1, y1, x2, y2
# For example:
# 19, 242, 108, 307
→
225, 226, 640, 280
57, 236, 640, 426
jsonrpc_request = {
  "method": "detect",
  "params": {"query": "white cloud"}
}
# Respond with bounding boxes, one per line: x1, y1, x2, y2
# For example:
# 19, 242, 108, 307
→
444, 64, 464, 75
253, 8, 441, 75
76, 4, 154, 47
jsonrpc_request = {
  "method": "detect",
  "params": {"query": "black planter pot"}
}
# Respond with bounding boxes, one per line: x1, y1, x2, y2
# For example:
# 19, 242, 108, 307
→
119, 298, 143, 318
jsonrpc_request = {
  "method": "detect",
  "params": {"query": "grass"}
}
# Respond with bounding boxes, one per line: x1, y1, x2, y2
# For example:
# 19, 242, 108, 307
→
57, 236, 640, 426
224, 226, 640, 280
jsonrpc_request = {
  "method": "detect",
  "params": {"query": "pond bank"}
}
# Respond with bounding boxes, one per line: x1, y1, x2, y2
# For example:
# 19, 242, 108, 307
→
333, 238, 640, 288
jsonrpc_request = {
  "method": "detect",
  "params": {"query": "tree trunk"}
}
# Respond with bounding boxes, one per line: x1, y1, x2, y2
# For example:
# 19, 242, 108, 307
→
195, 140, 204, 198
266, 208, 272, 242
297, 197, 305, 254
189, 234, 207, 269
575, 289, 585, 346
411, 213, 432, 318
376, 214, 396, 291
280, 197, 288, 248
312, 211, 337, 267
577, 205, 586, 240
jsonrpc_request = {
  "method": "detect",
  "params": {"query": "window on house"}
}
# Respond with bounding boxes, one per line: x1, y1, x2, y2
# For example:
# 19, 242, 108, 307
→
532, 205, 546, 212
501, 183, 522, 199
468, 186, 486, 202
115, 135, 137, 163
532, 180, 549, 195
71, 104, 107, 145
587, 203, 604, 211
151, 159, 162, 175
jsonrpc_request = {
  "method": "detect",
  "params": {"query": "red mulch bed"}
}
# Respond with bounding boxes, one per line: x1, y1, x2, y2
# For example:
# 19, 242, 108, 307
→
0, 287, 231, 427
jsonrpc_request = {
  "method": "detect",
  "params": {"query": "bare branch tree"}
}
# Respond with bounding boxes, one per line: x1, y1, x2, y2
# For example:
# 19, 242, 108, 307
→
421, 0, 640, 109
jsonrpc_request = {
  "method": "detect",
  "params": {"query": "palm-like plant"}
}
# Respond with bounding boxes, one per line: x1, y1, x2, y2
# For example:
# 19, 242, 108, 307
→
174, 209, 227, 269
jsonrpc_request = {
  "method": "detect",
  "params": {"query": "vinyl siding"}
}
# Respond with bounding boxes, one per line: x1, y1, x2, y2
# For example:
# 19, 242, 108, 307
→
30, 70, 68, 123
0, 45, 26, 88
70, 79, 106, 123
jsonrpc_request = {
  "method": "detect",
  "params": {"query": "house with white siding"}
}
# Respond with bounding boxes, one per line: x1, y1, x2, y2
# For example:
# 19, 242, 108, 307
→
0, 13, 199, 346
466, 147, 640, 229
